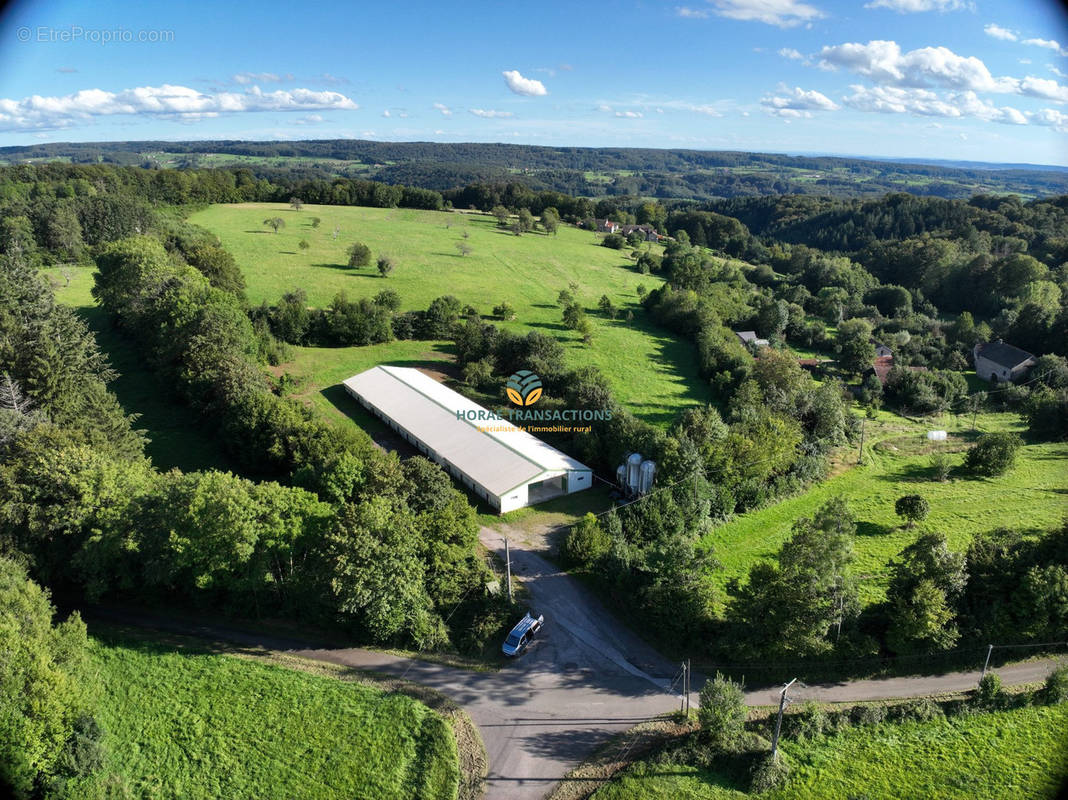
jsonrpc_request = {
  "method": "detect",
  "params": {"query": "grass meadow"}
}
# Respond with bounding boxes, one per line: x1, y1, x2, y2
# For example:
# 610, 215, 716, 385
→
73, 631, 460, 800
188, 203, 713, 426
593, 703, 1068, 800
704, 409, 1068, 606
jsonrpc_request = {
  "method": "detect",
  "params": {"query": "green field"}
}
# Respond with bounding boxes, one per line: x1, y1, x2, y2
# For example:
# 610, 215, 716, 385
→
595, 704, 1068, 800
188, 203, 712, 426
704, 410, 1068, 605
74, 632, 459, 800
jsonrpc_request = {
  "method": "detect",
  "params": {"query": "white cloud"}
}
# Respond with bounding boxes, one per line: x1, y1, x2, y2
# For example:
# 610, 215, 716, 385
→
56, 67, 77, 74
502, 70, 547, 96
1022, 38, 1068, 56
1017, 76, 1068, 103
1050, 65, 1066, 78
841, 84, 1056, 127
293, 114, 324, 125
614, 110, 644, 118
676, 6, 710, 17
695, 0, 824, 28
1032, 107, 1068, 131
984, 23, 1017, 41
762, 85, 839, 117
1019, 58, 1032, 65
864, 0, 969, 11
469, 108, 514, 118
382, 110, 391, 117
433, 102, 452, 116
818, 39, 1068, 101
0, 83, 357, 132
779, 47, 804, 60
233, 72, 293, 84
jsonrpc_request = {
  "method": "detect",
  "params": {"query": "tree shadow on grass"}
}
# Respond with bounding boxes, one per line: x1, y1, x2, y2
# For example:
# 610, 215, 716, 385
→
311, 262, 359, 271
528, 321, 570, 333
856, 521, 895, 537
875, 463, 940, 483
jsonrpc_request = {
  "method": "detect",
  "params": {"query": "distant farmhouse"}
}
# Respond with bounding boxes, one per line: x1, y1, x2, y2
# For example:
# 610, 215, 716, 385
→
584, 219, 661, 241
875, 343, 893, 359
735, 330, 769, 348
973, 340, 1037, 383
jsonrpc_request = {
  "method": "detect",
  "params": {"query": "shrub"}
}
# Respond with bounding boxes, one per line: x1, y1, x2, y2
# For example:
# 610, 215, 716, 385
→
974, 672, 1006, 710
1043, 666, 1068, 704
823, 709, 852, 733
462, 359, 494, 390
697, 673, 747, 749
889, 697, 944, 723
493, 302, 516, 321
749, 752, 790, 793
792, 701, 828, 740
930, 452, 952, 482
850, 704, 887, 726
602, 233, 625, 250
562, 513, 610, 566
347, 242, 372, 268
964, 433, 1021, 477
377, 254, 395, 277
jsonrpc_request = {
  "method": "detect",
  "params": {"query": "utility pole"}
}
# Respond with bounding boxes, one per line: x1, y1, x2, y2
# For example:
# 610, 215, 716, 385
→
686, 658, 692, 717
504, 537, 513, 602
857, 416, 866, 465
770, 678, 797, 761
679, 661, 688, 715
980, 644, 994, 683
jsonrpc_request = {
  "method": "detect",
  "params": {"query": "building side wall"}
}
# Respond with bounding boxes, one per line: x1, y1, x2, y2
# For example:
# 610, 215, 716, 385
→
499, 484, 529, 514
975, 355, 1033, 383
566, 470, 592, 494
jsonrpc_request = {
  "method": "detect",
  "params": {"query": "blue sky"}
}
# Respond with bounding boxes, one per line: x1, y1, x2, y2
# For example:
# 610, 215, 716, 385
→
1, 0, 1066, 164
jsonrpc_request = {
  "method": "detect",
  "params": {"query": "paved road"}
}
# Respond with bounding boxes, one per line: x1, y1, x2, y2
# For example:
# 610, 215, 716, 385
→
91, 528, 1068, 800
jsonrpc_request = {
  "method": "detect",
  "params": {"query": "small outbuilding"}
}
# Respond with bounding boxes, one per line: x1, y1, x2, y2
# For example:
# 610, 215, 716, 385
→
343, 365, 593, 513
735, 330, 770, 348
972, 340, 1037, 384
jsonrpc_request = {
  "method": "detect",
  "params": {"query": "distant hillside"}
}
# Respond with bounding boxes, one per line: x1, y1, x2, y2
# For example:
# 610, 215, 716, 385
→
2, 139, 1067, 200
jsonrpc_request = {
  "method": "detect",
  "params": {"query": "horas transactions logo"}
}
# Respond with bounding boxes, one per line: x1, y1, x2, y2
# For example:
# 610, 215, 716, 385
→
506, 370, 542, 406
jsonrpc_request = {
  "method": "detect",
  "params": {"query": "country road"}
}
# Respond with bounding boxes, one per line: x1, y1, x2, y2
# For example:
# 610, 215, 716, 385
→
90, 527, 1068, 800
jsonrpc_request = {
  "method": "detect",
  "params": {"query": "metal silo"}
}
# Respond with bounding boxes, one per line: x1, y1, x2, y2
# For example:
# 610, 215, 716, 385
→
626, 452, 642, 495
639, 460, 656, 494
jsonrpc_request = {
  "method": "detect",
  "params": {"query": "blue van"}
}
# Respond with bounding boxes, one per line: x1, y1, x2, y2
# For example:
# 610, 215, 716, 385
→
502, 612, 544, 656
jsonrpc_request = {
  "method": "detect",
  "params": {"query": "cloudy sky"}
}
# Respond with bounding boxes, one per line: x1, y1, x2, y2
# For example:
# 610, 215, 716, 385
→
1, 0, 1066, 164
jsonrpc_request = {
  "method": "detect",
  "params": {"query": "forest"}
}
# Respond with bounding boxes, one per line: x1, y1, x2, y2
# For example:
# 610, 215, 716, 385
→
3, 138, 1067, 199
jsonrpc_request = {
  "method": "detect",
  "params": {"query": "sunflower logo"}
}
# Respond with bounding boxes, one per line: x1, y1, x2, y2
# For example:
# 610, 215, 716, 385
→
505, 370, 542, 406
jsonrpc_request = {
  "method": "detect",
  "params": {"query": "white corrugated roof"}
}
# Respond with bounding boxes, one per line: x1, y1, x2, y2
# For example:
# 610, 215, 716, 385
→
343, 366, 590, 497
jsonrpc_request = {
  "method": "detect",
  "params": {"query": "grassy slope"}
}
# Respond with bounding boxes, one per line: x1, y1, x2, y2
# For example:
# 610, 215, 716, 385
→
594, 704, 1068, 800
704, 410, 1068, 605
75, 633, 459, 800
188, 203, 712, 426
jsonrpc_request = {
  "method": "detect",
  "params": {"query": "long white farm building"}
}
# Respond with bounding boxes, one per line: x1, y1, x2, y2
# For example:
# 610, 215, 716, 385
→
343, 366, 593, 513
